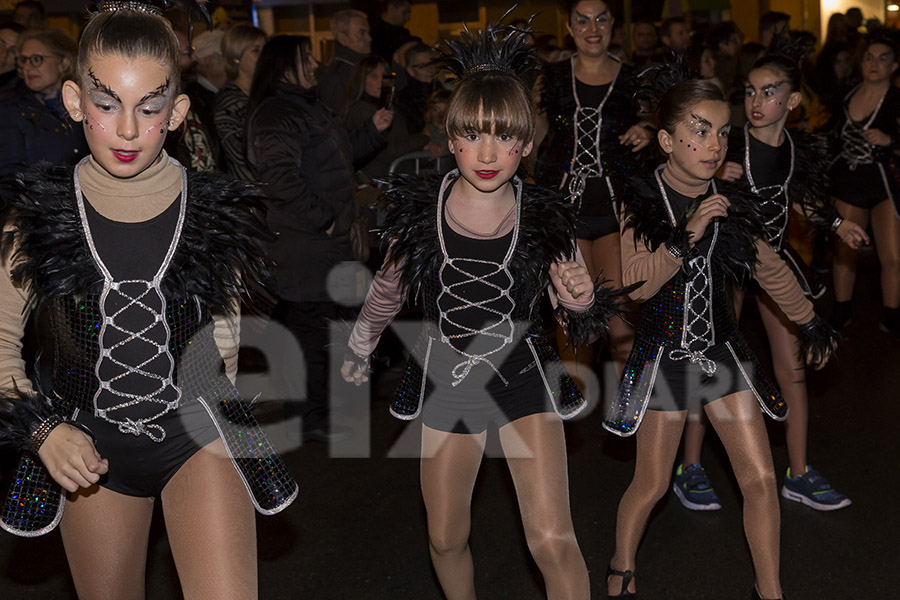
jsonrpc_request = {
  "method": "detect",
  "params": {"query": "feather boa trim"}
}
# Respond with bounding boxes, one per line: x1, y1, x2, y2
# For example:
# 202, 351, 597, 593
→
797, 315, 840, 367
0, 389, 57, 453
555, 278, 634, 347
379, 173, 580, 316
622, 172, 763, 282
1, 162, 273, 313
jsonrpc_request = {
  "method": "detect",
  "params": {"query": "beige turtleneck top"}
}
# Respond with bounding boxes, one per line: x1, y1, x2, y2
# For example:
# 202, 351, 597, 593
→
0, 151, 240, 395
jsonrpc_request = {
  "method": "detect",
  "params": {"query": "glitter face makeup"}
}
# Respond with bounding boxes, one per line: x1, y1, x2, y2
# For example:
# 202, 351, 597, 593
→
663, 100, 730, 183
67, 55, 185, 178
449, 131, 532, 194
567, 0, 612, 57
744, 68, 798, 129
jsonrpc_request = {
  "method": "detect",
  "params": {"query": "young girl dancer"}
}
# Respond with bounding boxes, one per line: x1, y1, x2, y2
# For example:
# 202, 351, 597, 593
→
342, 18, 620, 600
673, 50, 868, 512
603, 74, 838, 600
827, 30, 900, 337
0, 3, 296, 599
534, 0, 652, 375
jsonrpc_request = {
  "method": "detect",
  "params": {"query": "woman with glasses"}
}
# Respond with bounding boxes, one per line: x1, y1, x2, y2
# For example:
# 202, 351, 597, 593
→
0, 28, 86, 174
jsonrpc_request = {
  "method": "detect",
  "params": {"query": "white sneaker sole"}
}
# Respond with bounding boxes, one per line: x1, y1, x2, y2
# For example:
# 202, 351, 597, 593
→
672, 482, 722, 511
781, 486, 852, 511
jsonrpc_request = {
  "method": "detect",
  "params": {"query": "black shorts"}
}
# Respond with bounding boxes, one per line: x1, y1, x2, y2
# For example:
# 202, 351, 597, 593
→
575, 215, 620, 240
645, 343, 753, 415
74, 398, 220, 498
829, 161, 892, 209
421, 344, 554, 434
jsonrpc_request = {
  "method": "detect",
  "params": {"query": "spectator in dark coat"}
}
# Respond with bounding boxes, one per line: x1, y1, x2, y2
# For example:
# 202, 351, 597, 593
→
183, 30, 225, 165
0, 28, 86, 175
370, 0, 414, 63
246, 35, 391, 443
395, 43, 437, 135
318, 9, 371, 112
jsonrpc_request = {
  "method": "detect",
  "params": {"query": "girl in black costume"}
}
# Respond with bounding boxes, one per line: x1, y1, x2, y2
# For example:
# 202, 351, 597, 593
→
342, 16, 620, 600
673, 49, 868, 513
534, 0, 652, 374
827, 30, 900, 336
603, 73, 838, 600
0, 3, 296, 599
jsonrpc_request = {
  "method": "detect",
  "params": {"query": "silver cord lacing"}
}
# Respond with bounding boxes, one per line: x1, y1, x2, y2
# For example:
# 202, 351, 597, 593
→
655, 166, 719, 375
436, 170, 520, 387
74, 156, 186, 442
743, 124, 794, 249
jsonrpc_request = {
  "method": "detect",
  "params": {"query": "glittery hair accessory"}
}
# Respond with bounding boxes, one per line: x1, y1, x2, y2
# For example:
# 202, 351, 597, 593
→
97, 1, 162, 15
434, 6, 540, 82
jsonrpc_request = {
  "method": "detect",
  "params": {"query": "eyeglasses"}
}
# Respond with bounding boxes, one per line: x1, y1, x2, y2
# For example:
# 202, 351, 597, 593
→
17, 53, 54, 68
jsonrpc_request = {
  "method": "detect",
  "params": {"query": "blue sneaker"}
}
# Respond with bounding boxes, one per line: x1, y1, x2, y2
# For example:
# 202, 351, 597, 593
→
672, 463, 721, 511
781, 466, 851, 511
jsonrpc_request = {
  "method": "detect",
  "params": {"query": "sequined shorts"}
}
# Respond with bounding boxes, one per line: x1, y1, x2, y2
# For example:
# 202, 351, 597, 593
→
73, 398, 220, 498
645, 343, 752, 414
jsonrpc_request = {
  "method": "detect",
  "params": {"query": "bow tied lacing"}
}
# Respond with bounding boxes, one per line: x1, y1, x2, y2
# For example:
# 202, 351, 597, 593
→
117, 418, 167, 442
451, 355, 509, 387
668, 348, 717, 376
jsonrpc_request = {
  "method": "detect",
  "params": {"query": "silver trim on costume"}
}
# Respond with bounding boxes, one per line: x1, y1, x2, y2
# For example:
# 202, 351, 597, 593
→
73, 156, 187, 442
435, 170, 520, 387
655, 166, 719, 375
743, 124, 794, 250
725, 341, 787, 420
567, 54, 621, 212
525, 337, 587, 420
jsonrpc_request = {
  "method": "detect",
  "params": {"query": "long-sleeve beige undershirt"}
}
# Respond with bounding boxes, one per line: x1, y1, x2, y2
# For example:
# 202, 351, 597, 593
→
620, 225, 814, 325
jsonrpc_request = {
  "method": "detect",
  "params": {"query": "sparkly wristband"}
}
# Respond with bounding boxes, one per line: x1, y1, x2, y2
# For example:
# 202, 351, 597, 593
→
666, 243, 684, 259
830, 216, 844, 232
30, 415, 63, 454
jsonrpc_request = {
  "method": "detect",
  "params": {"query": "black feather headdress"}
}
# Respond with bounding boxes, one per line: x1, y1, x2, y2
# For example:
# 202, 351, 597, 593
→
433, 6, 541, 83
632, 52, 691, 114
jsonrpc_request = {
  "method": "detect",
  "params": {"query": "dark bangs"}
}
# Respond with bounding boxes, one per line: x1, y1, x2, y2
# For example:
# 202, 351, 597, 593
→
445, 72, 534, 141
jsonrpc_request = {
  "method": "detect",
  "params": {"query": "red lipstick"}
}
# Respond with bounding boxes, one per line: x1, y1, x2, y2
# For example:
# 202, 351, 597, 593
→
112, 150, 138, 163
475, 170, 499, 179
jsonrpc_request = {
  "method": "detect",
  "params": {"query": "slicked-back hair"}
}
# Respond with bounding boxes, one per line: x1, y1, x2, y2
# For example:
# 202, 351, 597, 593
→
445, 70, 534, 142
76, 9, 179, 90
658, 79, 727, 134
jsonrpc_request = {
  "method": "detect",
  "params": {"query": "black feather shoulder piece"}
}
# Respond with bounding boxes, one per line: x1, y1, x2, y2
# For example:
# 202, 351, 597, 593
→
622, 172, 763, 282
1, 163, 273, 314
433, 7, 540, 81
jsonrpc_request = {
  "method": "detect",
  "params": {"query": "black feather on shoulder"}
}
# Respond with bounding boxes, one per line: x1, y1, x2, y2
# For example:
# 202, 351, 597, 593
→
379, 173, 580, 313
0, 390, 56, 452
1, 163, 273, 314
622, 172, 763, 282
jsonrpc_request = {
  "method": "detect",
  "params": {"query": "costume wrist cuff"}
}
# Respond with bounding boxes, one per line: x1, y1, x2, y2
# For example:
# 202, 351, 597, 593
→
30, 415, 63, 453
830, 216, 844, 232
344, 350, 372, 378
666, 241, 689, 259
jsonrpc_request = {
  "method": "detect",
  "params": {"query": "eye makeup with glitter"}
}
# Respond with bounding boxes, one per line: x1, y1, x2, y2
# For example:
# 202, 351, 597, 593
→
679, 114, 729, 151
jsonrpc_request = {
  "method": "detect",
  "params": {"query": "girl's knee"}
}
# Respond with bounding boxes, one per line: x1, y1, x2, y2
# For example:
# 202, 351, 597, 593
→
525, 526, 580, 570
428, 524, 470, 557
739, 467, 777, 502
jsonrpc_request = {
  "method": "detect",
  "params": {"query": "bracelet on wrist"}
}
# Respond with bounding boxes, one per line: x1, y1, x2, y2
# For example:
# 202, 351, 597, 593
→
830, 216, 844, 232
30, 415, 63, 454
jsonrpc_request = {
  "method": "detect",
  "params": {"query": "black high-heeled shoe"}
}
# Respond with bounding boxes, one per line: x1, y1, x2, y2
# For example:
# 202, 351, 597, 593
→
751, 585, 786, 600
607, 565, 636, 599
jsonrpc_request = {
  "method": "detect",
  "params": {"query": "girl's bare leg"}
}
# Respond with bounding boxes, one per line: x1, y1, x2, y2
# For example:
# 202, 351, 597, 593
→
756, 292, 808, 475
704, 392, 781, 599
609, 409, 688, 595
60, 486, 155, 600
161, 439, 257, 600
870, 200, 900, 308
499, 413, 589, 600
420, 425, 487, 600
832, 200, 871, 303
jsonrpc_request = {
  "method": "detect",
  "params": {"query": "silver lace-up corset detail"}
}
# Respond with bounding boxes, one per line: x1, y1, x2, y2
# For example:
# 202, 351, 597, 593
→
836, 85, 886, 171
73, 157, 187, 442
744, 125, 794, 250
567, 54, 620, 208
436, 171, 520, 387
655, 167, 719, 375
